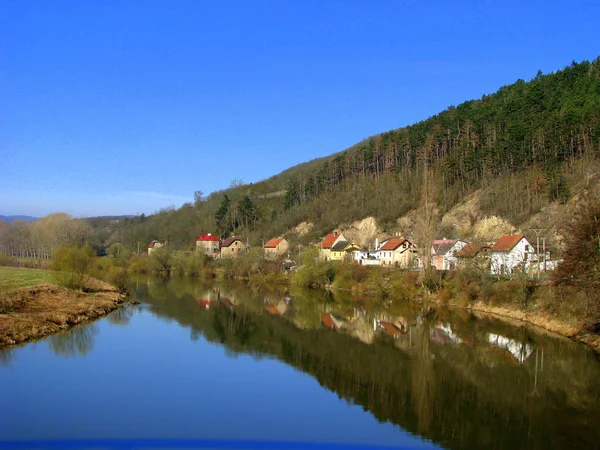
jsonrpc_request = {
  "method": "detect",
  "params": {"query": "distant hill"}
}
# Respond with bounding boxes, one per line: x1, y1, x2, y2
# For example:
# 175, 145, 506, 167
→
0, 215, 38, 223
91, 57, 600, 252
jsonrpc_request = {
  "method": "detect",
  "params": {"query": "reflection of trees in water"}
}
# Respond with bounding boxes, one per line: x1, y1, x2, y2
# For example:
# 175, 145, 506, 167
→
107, 305, 134, 326
411, 322, 436, 434
0, 348, 15, 366
133, 277, 600, 450
48, 324, 98, 358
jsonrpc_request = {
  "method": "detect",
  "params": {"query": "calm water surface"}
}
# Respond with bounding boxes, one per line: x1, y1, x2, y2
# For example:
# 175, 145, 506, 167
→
1, 277, 599, 449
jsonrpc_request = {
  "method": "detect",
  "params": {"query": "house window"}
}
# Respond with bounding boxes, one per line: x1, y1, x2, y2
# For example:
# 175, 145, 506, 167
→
525, 245, 529, 251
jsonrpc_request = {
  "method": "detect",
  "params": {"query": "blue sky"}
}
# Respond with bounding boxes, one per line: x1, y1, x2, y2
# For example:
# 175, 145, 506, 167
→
1, 1, 599, 217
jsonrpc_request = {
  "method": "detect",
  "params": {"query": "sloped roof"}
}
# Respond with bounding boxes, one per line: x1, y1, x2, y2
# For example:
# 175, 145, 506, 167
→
492, 235, 524, 252
148, 240, 161, 248
457, 242, 490, 258
380, 238, 409, 251
264, 304, 281, 315
331, 240, 350, 251
221, 237, 242, 248
264, 237, 284, 248
197, 233, 220, 242
321, 232, 341, 249
432, 240, 457, 256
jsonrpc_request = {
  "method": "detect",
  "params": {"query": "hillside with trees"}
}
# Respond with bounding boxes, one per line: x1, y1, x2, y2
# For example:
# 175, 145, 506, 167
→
2, 57, 600, 257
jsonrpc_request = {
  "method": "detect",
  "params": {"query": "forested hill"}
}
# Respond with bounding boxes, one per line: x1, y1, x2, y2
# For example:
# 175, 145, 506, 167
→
101, 57, 600, 252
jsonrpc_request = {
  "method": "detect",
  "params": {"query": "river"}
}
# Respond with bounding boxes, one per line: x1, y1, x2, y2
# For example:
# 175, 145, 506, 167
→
1, 276, 599, 449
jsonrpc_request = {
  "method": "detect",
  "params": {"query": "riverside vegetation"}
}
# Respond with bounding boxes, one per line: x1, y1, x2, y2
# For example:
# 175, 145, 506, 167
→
1, 57, 599, 349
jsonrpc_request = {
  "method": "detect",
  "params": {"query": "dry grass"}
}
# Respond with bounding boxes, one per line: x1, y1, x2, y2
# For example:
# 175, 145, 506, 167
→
0, 270, 125, 348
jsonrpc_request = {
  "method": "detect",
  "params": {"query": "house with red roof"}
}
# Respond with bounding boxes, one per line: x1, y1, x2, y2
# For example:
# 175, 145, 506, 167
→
147, 240, 163, 255
456, 242, 492, 270
196, 233, 220, 258
319, 231, 346, 261
263, 237, 289, 259
379, 237, 418, 268
490, 235, 533, 275
220, 236, 246, 259
431, 239, 467, 270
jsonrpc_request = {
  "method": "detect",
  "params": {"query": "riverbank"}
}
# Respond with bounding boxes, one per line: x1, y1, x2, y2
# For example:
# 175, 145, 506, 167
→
0, 277, 127, 348
464, 302, 600, 353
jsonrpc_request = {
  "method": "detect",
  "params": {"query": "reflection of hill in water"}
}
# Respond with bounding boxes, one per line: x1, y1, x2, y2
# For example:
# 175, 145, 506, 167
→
132, 277, 600, 450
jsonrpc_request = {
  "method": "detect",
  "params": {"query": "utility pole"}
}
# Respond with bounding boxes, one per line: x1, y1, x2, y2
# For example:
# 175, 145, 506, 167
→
530, 228, 542, 280
541, 237, 547, 273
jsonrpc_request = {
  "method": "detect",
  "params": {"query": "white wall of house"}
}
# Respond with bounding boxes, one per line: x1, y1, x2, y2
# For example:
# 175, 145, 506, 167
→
443, 241, 467, 270
490, 238, 533, 275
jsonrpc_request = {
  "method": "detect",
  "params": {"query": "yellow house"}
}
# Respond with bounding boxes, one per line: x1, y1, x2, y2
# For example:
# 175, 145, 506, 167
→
319, 232, 346, 261
330, 240, 361, 261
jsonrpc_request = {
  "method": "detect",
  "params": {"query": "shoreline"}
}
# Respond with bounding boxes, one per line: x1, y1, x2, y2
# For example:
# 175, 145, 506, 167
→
462, 301, 600, 353
0, 282, 127, 349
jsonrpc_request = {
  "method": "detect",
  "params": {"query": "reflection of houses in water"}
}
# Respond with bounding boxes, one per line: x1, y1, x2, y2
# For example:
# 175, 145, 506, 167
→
321, 313, 345, 330
219, 296, 238, 311
380, 321, 405, 337
375, 314, 408, 337
196, 287, 222, 310
264, 300, 287, 316
487, 333, 533, 364
430, 323, 463, 345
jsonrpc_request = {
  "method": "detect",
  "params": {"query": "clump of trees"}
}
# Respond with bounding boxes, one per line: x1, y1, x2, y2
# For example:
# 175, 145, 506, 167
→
553, 191, 600, 323
52, 244, 95, 290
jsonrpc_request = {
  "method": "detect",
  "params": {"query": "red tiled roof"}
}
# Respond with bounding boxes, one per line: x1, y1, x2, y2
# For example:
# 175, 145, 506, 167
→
197, 234, 220, 242
492, 235, 524, 252
380, 238, 409, 251
264, 237, 284, 248
321, 233, 340, 249
457, 242, 490, 258
221, 237, 241, 248
148, 240, 161, 248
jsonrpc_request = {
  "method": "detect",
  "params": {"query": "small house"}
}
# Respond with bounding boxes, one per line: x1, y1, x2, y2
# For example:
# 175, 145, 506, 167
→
220, 236, 246, 259
329, 240, 361, 261
379, 238, 418, 268
456, 242, 491, 270
196, 233, 220, 258
263, 237, 289, 259
431, 239, 467, 270
319, 231, 346, 261
147, 240, 163, 255
490, 235, 533, 275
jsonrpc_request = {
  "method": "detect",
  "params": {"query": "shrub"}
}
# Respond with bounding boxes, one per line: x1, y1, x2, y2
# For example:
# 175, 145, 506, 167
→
52, 244, 95, 290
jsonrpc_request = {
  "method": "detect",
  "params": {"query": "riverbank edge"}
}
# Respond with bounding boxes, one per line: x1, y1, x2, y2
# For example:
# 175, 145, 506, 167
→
0, 283, 128, 349
463, 301, 600, 353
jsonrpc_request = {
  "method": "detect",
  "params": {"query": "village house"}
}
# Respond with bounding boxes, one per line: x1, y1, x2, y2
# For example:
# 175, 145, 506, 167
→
379, 237, 418, 268
456, 242, 491, 271
319, 231, 346, 261
431, 239, 467, 270
490, 234, 534, 275
329, 240, 361, 261
220, 236, 246, 259
196, 233, 220, 258
263, 237, 289, 259
147, 240, 163, 255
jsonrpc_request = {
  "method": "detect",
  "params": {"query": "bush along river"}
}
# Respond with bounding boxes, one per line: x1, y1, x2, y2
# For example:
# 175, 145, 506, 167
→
1, 276, 599, 449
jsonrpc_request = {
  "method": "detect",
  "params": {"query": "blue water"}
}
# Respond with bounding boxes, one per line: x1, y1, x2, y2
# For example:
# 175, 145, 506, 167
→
0, 304, 436, 449
2, 277, 600, 450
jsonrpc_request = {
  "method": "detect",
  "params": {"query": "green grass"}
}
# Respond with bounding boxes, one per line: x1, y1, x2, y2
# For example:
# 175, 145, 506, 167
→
0, 267, 54, 292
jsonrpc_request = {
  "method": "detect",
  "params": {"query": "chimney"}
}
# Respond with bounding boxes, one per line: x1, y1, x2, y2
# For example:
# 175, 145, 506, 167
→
375, 238, 379, 250
334, 231, 338, 236
208, 233, 211, 236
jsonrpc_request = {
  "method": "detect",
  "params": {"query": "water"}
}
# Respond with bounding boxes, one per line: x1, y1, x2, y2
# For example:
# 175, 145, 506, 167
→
1, 277, 599, 449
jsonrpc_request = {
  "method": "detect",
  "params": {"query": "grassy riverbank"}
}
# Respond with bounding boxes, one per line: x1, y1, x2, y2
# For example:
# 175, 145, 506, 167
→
0, 267, 126, 348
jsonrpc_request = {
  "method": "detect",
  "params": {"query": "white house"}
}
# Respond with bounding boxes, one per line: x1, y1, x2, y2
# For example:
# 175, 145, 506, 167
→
490, 235, 534, 275
431, 239, 467, 270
